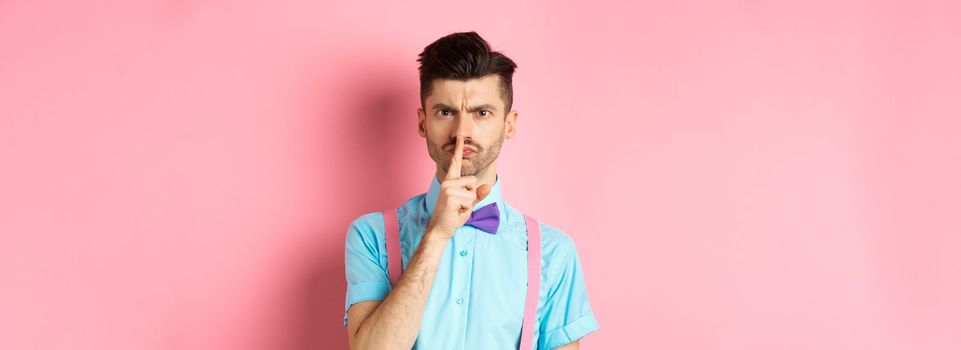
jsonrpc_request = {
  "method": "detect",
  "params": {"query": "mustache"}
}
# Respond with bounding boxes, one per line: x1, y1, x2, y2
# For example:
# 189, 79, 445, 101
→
444, 141, 481, 152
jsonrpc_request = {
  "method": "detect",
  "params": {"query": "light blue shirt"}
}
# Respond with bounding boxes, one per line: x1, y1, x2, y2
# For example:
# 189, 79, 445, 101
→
344, 174, 599, 349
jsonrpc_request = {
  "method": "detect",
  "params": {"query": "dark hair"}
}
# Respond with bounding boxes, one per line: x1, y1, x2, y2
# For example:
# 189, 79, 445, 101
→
417, 31, 518, 114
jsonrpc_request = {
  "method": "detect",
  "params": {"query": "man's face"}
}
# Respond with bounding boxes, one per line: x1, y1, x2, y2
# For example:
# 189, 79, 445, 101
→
417, 74, 517, 178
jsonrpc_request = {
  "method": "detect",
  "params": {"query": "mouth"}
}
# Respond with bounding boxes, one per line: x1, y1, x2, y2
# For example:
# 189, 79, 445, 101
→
448, 148, 477, 158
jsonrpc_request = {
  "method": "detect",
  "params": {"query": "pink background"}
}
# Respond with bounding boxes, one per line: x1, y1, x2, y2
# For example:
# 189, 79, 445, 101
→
2, 0, 960, 349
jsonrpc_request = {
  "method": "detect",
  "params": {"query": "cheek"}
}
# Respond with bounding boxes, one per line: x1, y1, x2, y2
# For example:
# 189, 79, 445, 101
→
426, 132, 447, 147
425, 122, 452, 141
480, 123, 505, 142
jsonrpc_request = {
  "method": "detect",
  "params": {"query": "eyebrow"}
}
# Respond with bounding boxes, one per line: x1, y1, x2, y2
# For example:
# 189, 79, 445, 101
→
431, 103, 498, 113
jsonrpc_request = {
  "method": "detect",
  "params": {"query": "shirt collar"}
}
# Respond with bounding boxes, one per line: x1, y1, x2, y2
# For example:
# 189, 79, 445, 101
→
425, 173, 503, 217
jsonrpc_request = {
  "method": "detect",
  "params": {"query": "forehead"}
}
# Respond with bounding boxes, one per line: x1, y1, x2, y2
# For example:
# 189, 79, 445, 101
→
427, 75, 504, 109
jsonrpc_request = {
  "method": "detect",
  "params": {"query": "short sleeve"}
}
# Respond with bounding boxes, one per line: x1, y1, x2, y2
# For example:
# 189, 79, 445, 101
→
343, 212, 392, 328
537, 227, 600, 349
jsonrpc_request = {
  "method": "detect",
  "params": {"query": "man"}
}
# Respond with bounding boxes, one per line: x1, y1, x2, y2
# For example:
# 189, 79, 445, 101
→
343, 31, 598, 349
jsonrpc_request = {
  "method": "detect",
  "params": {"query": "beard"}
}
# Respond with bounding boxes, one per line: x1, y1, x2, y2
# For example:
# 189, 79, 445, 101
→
427, 133, 504, 177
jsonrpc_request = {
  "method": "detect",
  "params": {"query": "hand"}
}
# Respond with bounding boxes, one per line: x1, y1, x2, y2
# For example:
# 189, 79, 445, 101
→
427, 135, 491, 238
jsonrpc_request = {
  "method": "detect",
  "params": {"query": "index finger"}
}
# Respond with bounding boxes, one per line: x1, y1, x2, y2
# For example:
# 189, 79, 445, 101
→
447, 135, 464, 179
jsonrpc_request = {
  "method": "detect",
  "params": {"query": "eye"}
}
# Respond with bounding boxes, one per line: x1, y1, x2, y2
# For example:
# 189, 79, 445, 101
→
478, 110, 490, 117
437, 109, 452, 117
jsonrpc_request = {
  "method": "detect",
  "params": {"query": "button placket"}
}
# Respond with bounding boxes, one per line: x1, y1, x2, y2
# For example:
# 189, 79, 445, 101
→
454, 229, 475, 307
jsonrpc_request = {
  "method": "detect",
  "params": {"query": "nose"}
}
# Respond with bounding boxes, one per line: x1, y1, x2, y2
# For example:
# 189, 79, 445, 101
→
452, 113, 476, 141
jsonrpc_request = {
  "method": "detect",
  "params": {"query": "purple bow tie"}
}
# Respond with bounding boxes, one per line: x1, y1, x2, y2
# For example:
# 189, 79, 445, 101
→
465, 202, 500, 234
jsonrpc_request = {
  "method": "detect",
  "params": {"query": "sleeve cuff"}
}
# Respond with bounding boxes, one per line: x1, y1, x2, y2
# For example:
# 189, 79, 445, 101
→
343, 282, 392, 327
540, 310, 600, 349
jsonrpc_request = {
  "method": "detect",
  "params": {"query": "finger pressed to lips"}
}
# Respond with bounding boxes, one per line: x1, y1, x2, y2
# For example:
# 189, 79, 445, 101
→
449, 148, 476, 158
447, 136, 465, 179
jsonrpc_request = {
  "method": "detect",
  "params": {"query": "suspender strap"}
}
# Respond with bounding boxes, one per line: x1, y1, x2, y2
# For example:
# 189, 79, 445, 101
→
521, 215, 541, 350
383, 208, 402, 286
381, 209, 541, 349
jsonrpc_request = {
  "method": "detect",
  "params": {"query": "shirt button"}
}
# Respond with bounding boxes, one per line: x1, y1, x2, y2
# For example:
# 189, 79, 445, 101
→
459, 250, 468, 257
455, 297, 464, 304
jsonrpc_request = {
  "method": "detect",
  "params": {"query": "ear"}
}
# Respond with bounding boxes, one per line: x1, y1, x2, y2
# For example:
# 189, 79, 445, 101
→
504, 109, 518, 139
417, 108, 427, 138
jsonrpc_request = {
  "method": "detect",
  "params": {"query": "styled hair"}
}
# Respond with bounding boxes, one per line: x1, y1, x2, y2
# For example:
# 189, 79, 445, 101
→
417, 31, 518, 114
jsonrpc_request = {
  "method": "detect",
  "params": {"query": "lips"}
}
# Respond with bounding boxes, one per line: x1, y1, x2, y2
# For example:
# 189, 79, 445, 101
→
449, 148, 476, 158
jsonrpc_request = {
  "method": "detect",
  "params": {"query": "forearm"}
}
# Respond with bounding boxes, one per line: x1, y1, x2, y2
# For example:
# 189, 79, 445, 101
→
352, 228, 449, 349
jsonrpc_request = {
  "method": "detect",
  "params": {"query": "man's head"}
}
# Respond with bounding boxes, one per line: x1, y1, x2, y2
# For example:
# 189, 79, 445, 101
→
416, 31, 519, 179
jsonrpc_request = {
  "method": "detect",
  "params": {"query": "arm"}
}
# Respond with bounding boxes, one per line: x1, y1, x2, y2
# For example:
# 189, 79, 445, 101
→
347, 228, 449, 349
346, 135, 489, 349
555, 340, 580, 350
536, 227, 599, 349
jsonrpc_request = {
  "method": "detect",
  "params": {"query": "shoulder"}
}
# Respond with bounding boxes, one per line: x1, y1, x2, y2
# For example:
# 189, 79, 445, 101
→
536, 221, 579, 264
503, 203, 580, 259
344, 211, 387, 256
347, 192, 426, 234
347, 211, 385, 235
345, 193, 426, 247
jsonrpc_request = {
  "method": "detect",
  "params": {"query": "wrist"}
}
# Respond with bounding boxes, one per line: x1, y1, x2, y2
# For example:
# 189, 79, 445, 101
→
424, 226, 453, 241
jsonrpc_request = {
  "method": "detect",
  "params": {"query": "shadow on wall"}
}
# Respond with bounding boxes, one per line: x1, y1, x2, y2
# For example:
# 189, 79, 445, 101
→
290, 50, 421, 350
